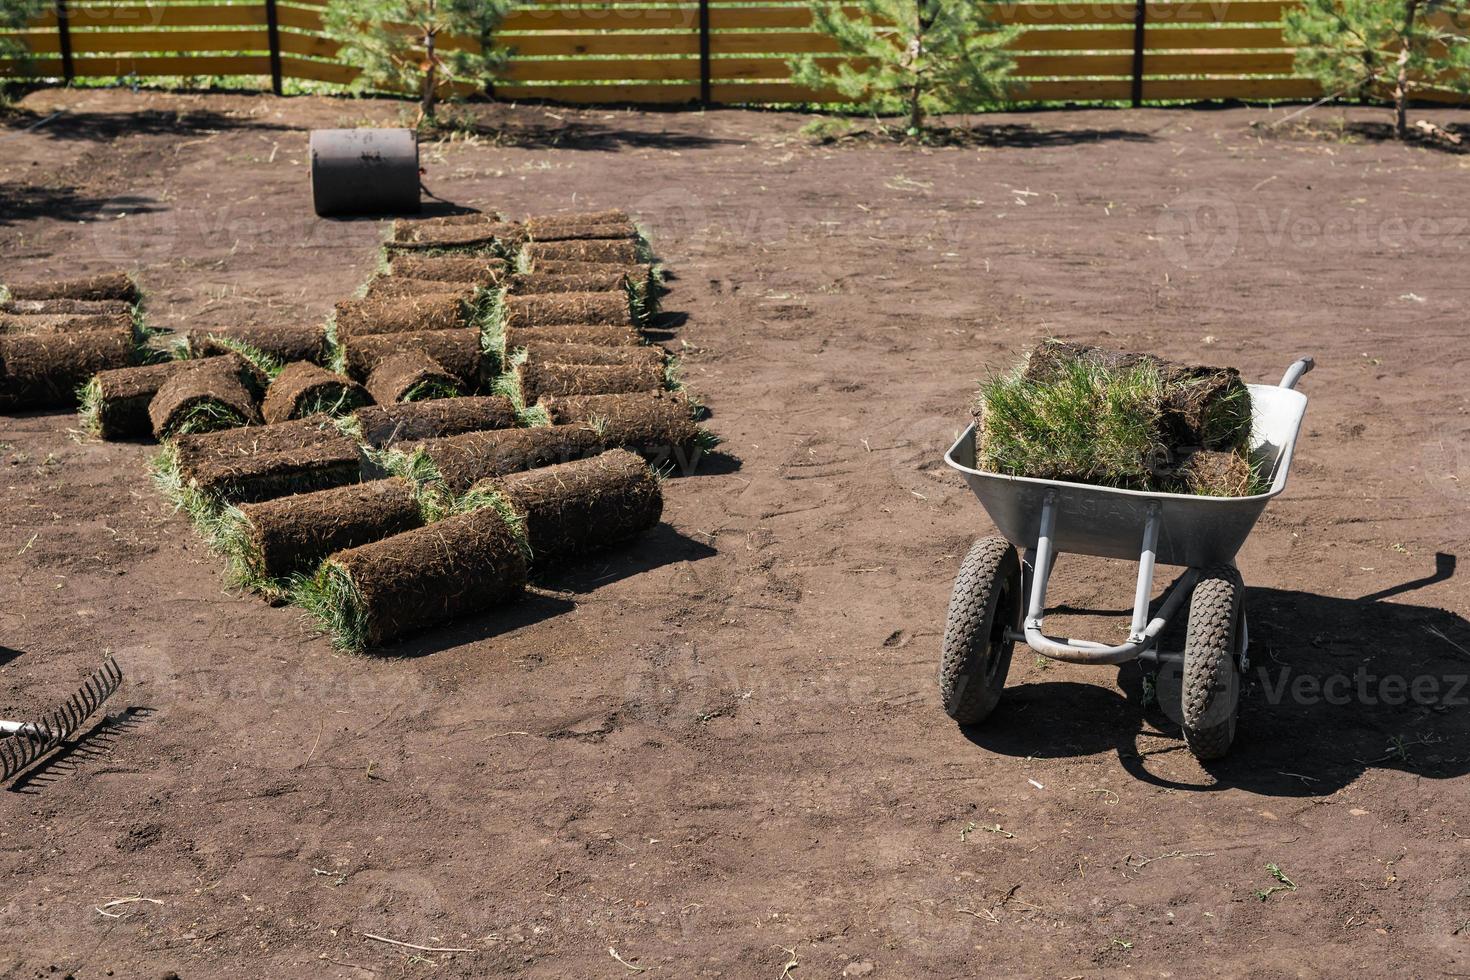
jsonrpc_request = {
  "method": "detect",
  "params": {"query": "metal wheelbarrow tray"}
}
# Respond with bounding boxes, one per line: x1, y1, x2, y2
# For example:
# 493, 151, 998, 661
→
938, 357, 1314, 760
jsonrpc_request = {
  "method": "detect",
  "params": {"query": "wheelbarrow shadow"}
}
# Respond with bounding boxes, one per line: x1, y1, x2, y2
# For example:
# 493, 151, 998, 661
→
965, 564, 1470, 798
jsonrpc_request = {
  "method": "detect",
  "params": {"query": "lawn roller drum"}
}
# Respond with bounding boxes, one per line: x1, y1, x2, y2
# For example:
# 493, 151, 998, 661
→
939, 357, 1314, 760
310, 129, 421, 217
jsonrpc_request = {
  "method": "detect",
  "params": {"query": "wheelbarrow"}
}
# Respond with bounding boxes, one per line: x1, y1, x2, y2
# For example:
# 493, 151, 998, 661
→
939, 357, 1314, 760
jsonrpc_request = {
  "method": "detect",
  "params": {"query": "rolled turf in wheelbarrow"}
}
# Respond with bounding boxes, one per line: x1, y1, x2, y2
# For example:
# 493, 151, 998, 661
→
184, 325, 329, 366
342, 329, 483, 386
503, 291, 633, 328
524, 239, 639, 265
4, 272, 139, 303
171, 415, 363, 503
0, 327, 136, 410
0, 312, 135, 335
388, 255, 506, 285
295, 505, 528, 650
2, 298, 134, 316
476, 448, 662, 566
518, 361, 664, 403
541, 390, 704, 463
80, 356, 236, 439
362, 276, 479, 302
261, 362, 369, 423
149, 355, 263, 438
503, 324, 641, 350
334, 295, 468, 341
408, 423, 604, 492
365, 351, 463, 404
522, 341, 665, 368
507, 271, 632, 295
352, 395, 517, 448
225, 477, 424, 584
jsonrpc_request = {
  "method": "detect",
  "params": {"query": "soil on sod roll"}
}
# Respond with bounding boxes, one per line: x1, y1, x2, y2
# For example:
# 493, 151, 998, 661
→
235, 477, 424, 581
308, 505, 528, 649
334, 295, 467, 340
503, 324, 642, 349
485, 448, 662, 565
260, 362, 369, 424
522, 341, 665, 368
186, 325, 329, 366
148, 356, 262, 438
519, 361, 663, 403
0, 312, 135, 335
0, 327, 136, 410
529, 259, 650, 278
525, 209, 629, 228
541, 390, 702, 462
525, 239, 639, 265
83, 358, 233, 439
507, 272, 630, 295
526, 221, 636, 242
365, 351, 463, 404
393, 211, 503, 233
343, 329, 483, 385
413, 424, 604, 492
362, 276, 479, 302
5, 271, 139, 303
2, 298, 134, 316
388, 255, 506, 285
173, 416, 362, 503
504, 291, 633, 328
353, 396, 517, 448
385, 223, 523, 253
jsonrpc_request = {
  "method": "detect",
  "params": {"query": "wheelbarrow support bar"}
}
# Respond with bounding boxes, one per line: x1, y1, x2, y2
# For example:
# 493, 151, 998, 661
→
1018, 492, 1197, 664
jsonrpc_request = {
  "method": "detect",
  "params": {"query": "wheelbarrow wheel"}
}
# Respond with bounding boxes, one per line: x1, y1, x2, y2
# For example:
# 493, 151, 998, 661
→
1181, 566, 1244, 761
939, 536, 1020, 725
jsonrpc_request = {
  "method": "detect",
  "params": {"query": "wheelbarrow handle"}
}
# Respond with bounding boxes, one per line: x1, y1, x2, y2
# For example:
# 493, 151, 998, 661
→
1279, 356, 1315, 390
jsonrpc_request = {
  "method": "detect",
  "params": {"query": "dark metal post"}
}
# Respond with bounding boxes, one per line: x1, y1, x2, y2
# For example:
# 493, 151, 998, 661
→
265, 0, 283, 95
697, 0, 711, 105
1130, 0, 1146, 107
55, 0, 74, 84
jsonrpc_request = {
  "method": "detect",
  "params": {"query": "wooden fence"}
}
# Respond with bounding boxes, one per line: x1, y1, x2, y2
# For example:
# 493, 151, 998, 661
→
0, 0, 1457, 107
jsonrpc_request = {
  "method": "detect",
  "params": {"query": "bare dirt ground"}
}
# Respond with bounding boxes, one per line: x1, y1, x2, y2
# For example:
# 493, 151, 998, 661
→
1, 88, 1468, 978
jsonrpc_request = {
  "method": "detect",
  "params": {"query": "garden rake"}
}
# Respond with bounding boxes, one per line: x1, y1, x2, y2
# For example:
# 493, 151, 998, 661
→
0, 656, 123, 783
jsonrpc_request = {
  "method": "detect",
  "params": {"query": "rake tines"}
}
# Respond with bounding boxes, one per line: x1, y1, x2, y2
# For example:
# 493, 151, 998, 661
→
0, 656, 124, 784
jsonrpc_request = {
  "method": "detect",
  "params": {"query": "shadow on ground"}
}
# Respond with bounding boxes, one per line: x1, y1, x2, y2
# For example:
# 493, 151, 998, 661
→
1, 106, 294, 143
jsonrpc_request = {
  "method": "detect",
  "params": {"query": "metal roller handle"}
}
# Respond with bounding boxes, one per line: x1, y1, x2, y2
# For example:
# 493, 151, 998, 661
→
1279, 357, 1315, 390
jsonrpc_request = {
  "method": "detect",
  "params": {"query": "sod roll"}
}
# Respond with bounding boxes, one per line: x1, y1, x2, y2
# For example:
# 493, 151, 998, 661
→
542, 390, 703, 463
527, 221, 636, 242
0, 327, 136, 411
309, 505, 528, 649
388, 255, 506, 285
530, 259, 649, 278
173, 415, 363, 503
82, 357, 238, 439
235, 477, 424, 581
362, 276, 479, 302
525, 209, 629, 228
485, 448, 662, 565
353, 395, 517, 448
503, 325, 642, 349
0, 312, 135, 335
185, 325, 329, 366
525, 238, 639, 266
2, 298, 133, 316
5, 272, 139, 303
334, 294, 468, 341
365, 351, 463, 404
343, 329, 483, 385
400, 211, 504, 229
412, 423, 604, 492
149, 356, 262, 438
504, 291, 633, 328
519, 362, 664, 403
507, 271, 629, 295
385, 223, 523, 253
261, 362, 370, 424
522, 341, 665, 369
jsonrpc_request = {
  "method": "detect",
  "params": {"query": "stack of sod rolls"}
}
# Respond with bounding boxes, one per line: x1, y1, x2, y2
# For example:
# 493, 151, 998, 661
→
129, 205, 719, 652
972, 340, 1261, 496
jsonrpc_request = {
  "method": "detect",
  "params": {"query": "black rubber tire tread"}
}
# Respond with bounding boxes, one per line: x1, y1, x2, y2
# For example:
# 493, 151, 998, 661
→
1181, 565, 1244, 760
939, 537, 1020, 725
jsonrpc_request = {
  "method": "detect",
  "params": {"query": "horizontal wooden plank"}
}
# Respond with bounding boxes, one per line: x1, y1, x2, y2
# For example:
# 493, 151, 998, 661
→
25, 3, 269, 29
275, 5, 327, 31
500, 7, 699, 32
1144, 26, 1288, 48
1143, 0, 1290, 23
1144, 50, 1296, 73
277, 30, 339, 59
0, 53, 274, 76
20, 28, 270, 55
701, 76, 1139, 104
493, 81, 702, 103
1143, 75, 1318, 99
706, 52, 1138, 81
702, 26, 1142, 57
505, 55, 699, 81
505, 31, 700, 57
278, 54, 357, 83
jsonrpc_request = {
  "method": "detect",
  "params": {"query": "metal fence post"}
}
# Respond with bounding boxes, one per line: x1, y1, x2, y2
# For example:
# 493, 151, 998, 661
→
265, 0, 283, 95
698, 0, 711, 105
1131, 0, 1146, 107
55, 0, 74, 84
